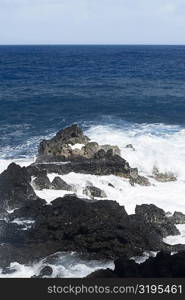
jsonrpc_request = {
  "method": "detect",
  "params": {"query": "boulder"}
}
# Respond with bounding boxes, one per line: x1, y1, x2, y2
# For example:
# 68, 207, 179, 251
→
32, 175, 51, 190
51, 177, 72, 191
88, 251, 185, 278
0, 163, 38, 210
125, 144, 136, 151
83, 186, 107, 198
135, 204, 179, 237
170, 211, 185, 224
152, 167, 177, 182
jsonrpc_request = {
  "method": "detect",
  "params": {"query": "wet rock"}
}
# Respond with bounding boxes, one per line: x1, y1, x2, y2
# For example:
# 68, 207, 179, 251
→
129, 175, 151, 186
125, 144, 136, 151
88, 251, 185, 278
51, 177, 72, 191
152, 167, 177, 182
0, 163, 38, 210
135, 204, 179, 237
32, 175, 51, 190
170, 211, 185, 224
38, 124, 90, 160
86, 269, 118, 278
84, 186, 107, 198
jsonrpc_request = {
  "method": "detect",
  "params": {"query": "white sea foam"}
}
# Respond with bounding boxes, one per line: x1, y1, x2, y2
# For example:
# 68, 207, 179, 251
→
0, 252, 113, 278
70, 143, 85, 150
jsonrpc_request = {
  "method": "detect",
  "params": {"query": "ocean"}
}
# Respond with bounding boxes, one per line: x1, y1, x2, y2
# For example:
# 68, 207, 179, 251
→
1, 45, 185, 277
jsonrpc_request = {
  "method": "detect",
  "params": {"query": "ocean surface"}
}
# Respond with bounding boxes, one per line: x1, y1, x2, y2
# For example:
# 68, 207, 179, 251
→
1, 45, 185, 277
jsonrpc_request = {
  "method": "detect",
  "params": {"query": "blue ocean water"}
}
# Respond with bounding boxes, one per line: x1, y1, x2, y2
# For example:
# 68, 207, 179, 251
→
0, 45, 185, 159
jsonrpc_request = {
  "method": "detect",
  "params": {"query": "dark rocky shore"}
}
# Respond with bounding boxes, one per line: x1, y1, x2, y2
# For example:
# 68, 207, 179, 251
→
0, 125, 185, 277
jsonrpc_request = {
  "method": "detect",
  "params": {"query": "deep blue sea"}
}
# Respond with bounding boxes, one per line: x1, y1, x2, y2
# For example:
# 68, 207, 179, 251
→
1, 45, 185, 159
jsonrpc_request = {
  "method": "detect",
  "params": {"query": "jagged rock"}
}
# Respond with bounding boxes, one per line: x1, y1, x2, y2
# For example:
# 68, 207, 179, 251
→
88, 251, 185, 278
0, 195, 182, 269
130, 175, 151, 186
38, 124, 90, 160
152, 167, 177, 182
51, 177, 72, 191
83, 186, 107, 198
125, 144, 136, 151
0, 163, 38, 210
32, 125, 150, 186
170, 211, 185, 224
32, 175, 51, 190
135, 204, 179, 237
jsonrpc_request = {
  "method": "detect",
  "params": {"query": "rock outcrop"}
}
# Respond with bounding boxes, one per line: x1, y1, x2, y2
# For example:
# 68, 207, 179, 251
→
33, 125, 150, 186
88, 251, 185, 278
152, 167, 177, 182
0, 197, 182, 269
83, 186, 107, 198
0, 163, 38, 210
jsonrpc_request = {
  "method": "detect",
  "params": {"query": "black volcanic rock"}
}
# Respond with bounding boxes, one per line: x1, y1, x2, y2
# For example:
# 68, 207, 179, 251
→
88, 251, 185, 278
32, 175, 51, 190
83, 186, 107, 198
0, 195, 182, 269
34, 125, 150, 186
51, 177, 72, 191
38, 124, 90, 160
0, 163, 38, 210
135, 204, 179, 237
170, 211, 185, 224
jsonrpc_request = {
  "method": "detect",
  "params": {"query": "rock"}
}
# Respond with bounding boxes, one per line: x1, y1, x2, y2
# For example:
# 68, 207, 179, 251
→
129, 175, 151, 186
125, 144, 136, 151
114, 256, 140, 277
33, 125, 150, 186
152, 167, 177, 182
86, 269, 118, 278
38, 124, 90, 160
32, 175, 51, 190
108, 183, 115, 188
135, 204, 179, 237
1, 195, 182, 269
0, 163, 38, 210
89, 251, 185, 278
51, 177, 72, 191
170, 211, 185, 224
82, 142, 100, 158
84, 186, 107, 198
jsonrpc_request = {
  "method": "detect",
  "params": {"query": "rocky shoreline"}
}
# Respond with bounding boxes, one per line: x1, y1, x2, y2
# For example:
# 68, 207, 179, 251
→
0, 124, 185, 277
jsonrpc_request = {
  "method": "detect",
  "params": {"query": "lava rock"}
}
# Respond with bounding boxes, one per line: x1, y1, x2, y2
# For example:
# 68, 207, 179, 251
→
32, 175, 51, 190
51, 177, 72, 191
0, 163, 38, 210
83, 186, 107, 198
152, 167, 177, 182
135, 204, 179, 237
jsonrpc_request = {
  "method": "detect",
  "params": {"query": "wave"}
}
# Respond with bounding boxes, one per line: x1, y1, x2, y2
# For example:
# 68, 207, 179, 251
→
0, 252, 113, 278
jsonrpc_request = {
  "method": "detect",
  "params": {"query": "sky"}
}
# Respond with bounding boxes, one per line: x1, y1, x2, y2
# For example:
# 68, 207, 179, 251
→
0, 0, 185, 45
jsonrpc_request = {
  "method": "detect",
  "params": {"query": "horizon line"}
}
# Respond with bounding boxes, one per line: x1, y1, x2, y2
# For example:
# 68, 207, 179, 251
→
1, 43, 185, 46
